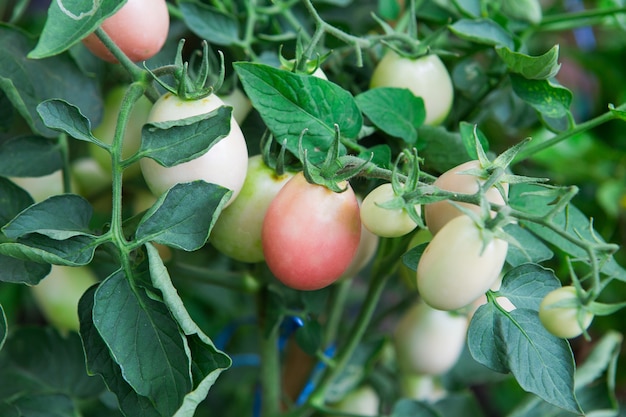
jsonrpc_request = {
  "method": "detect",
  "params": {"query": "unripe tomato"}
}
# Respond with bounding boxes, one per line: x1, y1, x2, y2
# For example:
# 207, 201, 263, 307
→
327, 385, 379, 417
30, 265, 98, 332
417, 215, 508, 311
10, 170, 76, 203
360, 182, 420, 238
82, 0, 169, 63
139, 92, 249, 207
393, 301, 468, 375
210, 155, 294, 263
539, 286, 594, 339
424, 160, 508, 236
370, 50, 453, 125
90, 86, 152, 178
262, 172, 361, 290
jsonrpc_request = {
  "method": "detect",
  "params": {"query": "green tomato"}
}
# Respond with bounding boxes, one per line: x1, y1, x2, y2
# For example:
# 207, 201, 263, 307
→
210, 155, 293, 263
327, 385, 379, 417
30, 265, 98, 332
539, 286, 594, 339
424, 160, 508, 236
393, 300, 468, 375
90, 85, 153, 179
417, 215, 508, 311
370, 49, 453, 125
360, 182, 420, 238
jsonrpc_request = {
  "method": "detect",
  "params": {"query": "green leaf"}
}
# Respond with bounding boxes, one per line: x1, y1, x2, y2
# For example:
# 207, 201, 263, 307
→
496, 309, 581, 414
448, 19, 515, 49
2, 327, 105, 398
178, 0, 240, 46
496, 45, 561, 80
0, 135, 63, 177
146, 244, 231, 416
0, 254, 51, 284
459, 122, 489, 160
355, 87, 425, 143
36, 99, 106, 147
391, 398, 441, 417
92, 270, 192, 416
234, 62, 363, 163
507, 331, 622, 417
510, 74, 572, 119
0, 25, 101, 138
28, 0, 125, 58
418, 125, 471, 172
0, 234, 99, 266
0, 402, 19, 417
136, 181, 230, 251
0, 177, 33, 225
3, 194, 94, 240
432, 392, 486, 417
139, 106, 232, 167
509, 184, 626, 281
467, 302, 510, 374
501, 0, 543, 24
79, 285, 163, 417
401, 242, 428, 272
498, 264, 561, 310
295, 319, 322, 356
504, 223, 554, 267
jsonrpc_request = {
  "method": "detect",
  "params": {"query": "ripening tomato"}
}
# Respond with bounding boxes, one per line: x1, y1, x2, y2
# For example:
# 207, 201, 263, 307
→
539, 286, 594, 339
393, 300, 468, 375
82, 0, 169, 63
340, 217, 379, 279
210, 155, 294, 263
360, 182, 420, 238
424, 160, 508, 236
262, 172, 361, 290
370, 49, 453, 125
417, 215, 508, 311
30, 265, 98, 332
139, 92, 249, 207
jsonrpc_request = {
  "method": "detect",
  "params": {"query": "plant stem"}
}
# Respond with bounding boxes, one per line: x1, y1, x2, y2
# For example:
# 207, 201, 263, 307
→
258, 287, 282, 417
513, 102, 626, 163
166, 263, 260, 293
57, 133, 72, 194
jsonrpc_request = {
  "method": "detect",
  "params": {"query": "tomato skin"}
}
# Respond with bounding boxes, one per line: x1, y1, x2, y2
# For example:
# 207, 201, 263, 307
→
393, 301, 468, 375
370, 50, 453, 125
139, 92, 249, 206
262, 172, 361, 290
424, 160, 508, 236
340, 221, 379, 279
539, 286, 594, 339
417, 215, 508, 311
360, 183, 420, 238
210, 155, 294, 263
90, 86, 152, 179
30, 265, 98, 332
82, 0, 169, 63
219, 87, 252, 124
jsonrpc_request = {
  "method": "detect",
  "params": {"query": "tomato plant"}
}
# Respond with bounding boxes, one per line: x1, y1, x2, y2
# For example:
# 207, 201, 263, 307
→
539, 286, 594, 339
82, 0, 169, 63
2, 1, 626, 416
139, 92, 249, 206
417, 215, 509, 311
210, 155, 294, 263
370, 49, 454, 125
262, 172, 361, 290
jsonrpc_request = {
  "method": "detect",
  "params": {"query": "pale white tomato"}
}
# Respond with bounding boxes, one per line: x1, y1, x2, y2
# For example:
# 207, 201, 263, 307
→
539, 286, 594, 339
139, 92, 248, 207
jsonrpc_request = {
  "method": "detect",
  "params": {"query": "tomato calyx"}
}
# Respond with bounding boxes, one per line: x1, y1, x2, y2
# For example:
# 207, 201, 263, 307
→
147, 39, 225, 101
299, 125, 369, 193
278, 40, 330, 77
